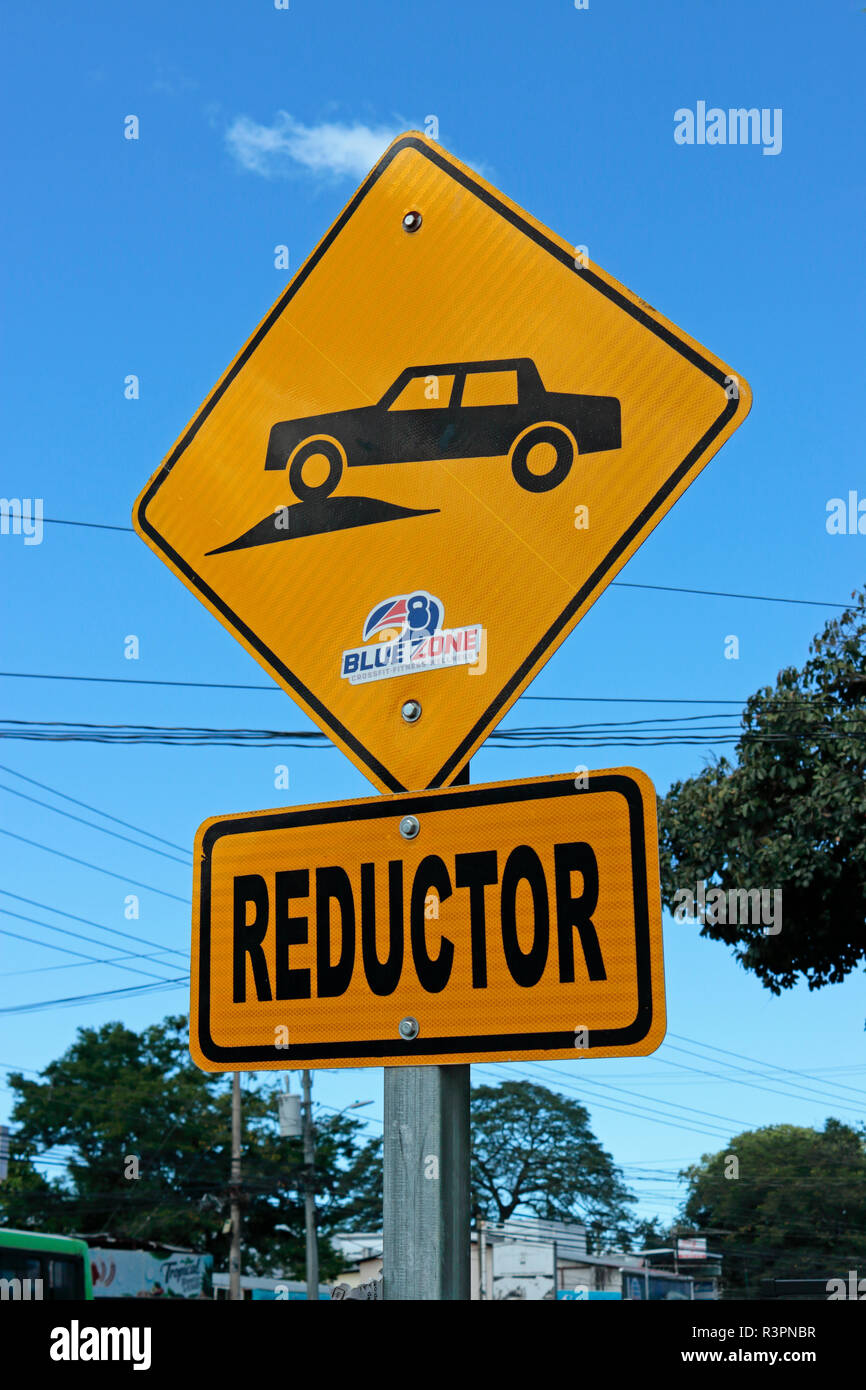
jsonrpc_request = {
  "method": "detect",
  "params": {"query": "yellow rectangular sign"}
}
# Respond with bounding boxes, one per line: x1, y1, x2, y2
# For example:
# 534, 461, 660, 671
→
191, 769, 665, 1070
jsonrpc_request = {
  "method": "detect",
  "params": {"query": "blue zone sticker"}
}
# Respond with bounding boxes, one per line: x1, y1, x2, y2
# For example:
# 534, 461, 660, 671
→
341, 590, 482, 684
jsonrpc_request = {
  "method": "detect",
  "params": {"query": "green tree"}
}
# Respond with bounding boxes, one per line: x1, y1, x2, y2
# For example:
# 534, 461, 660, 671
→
244, 1110, 382, 1279
0, 1014, 381, 1281
630, 1215, 671, 1250
658, 590, 866, 991
680, 1120, 866, 1298
470, 1080, 634, 1249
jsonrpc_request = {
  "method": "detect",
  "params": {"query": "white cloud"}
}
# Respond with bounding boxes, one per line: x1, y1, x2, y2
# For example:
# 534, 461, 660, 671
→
225, 112, 405, 180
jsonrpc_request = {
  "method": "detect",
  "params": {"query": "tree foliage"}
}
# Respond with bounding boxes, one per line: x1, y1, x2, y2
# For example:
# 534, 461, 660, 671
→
0, 1015, 381, 1280
681, 1119, 866, 1298
470, 1080, 634, 1248
658, 590, 866, 991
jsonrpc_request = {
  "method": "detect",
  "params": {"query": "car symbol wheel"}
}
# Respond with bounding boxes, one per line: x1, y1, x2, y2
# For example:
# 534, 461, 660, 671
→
509, 423, 576, 493
288, 436, 346, 502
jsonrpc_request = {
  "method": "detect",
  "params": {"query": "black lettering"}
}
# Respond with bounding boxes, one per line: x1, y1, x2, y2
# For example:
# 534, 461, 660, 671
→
410, 855, 454, 993
315, 866, 356, 997
360, 860, 404, 995
232, 874, 272, 1002
454, 850, 498, 988
500, 846, 549, 987
554, 842, 605, 982
275, 869, 311, 1000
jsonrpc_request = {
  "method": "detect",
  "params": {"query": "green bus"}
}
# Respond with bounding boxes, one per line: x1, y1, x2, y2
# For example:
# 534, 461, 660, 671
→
0, 1228, 93, 1300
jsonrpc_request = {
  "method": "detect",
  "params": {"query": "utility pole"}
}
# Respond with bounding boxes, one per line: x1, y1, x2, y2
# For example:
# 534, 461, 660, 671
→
383, 762, 472, 1301
302, 1069, 319, 1300
229, 1072, 242, 1301
383, 1065, 470, 1298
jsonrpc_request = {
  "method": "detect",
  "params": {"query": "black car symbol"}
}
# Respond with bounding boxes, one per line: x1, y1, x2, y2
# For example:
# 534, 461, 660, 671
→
264, 358, 621, 501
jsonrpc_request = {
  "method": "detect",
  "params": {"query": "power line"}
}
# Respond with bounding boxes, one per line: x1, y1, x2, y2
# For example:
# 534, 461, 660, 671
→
0, 781, 190, 866
609, 580, 850, 610
518, 1060, 756, 1134
478, 1051, 863, 1149
5, 956, 171, 979
0, 670, 849, 708
2, 717, 861, 750
0, 828, 190, 904
668, 1033, 866, 1106
523, 695, 747, 705
0, 670, 280, 692
0, 720, 326, 748
0, 772, 193, 1002
43, 517, 134, 534
2, 671, 860, 731
39, 516, 853, 609
476, 1040, 866, 1161
520, 695, 859, 707
0, 925, 175, 985
516, 1065, 866, 1086
0, 890, 188, 960
655, 1054, 865, 1123
0, 906, 181, 983
514, 1036, 866, 1121
473, 1065, 733, 1142
0, 976, 189, 1015
0, 762, 189, 854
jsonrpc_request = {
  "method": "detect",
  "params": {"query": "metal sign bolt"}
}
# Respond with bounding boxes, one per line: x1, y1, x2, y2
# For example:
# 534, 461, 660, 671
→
399, 815, 420, 840
402, 210, 423, 233
399, 1017, 419, 1040
401, 699, 422, 723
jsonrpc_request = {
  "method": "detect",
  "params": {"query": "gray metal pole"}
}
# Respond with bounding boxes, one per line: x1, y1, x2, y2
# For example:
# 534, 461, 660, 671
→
383, 1064, 470, 1299
229, 1072, 242, 1301
383, 763, 471, 1301
302, 1069, 319, 1299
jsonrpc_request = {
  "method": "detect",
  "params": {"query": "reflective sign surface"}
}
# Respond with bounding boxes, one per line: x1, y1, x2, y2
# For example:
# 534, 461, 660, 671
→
191, 770, 665, 1070
134, 132, 750, 793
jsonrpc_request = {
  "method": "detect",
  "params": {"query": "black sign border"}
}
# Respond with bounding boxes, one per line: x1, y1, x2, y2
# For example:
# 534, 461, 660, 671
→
194, 773, 660, 1065
135, 134, 743, 794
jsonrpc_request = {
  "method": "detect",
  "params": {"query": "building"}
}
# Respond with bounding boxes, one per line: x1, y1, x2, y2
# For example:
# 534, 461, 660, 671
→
474, 1216, 586, 1299
479, 1220, 718, 1299
330, 1232, 384, 1290
331, 1219, 718, 1300
212, 1274, 330, 1300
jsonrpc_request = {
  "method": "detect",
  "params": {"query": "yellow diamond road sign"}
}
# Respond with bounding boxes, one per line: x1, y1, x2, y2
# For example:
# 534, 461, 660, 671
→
191, 769, 664, 1071
133, 131, 751, 792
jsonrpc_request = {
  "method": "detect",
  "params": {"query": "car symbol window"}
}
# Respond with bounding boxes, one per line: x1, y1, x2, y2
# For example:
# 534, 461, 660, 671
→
387, 373, 456, 410
460, 370, 519, 407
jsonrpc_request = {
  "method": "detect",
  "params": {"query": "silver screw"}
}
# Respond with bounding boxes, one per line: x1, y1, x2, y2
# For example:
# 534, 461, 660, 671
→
399, 1017, 419, 1040
401, 699, 422, 723
402, 210, 422, 233
399, 815, 420, 840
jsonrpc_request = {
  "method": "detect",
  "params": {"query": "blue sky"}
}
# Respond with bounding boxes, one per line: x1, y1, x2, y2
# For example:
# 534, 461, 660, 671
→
2, 0, 864, 1231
